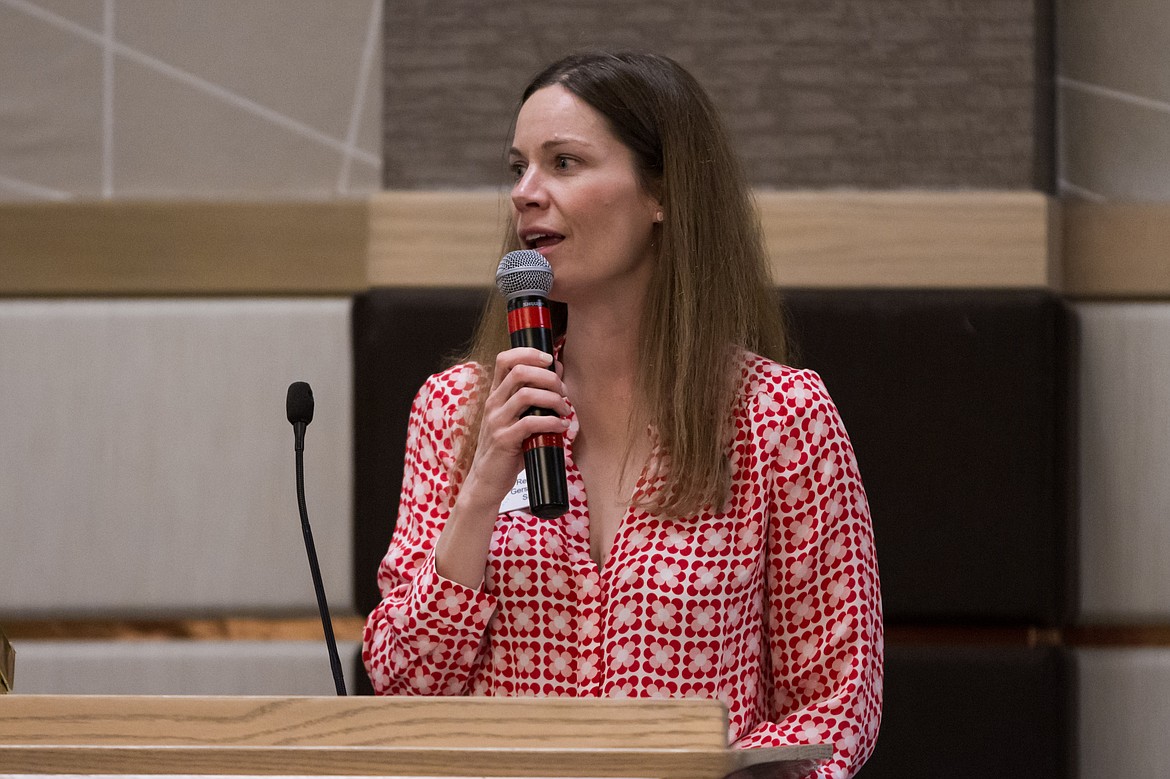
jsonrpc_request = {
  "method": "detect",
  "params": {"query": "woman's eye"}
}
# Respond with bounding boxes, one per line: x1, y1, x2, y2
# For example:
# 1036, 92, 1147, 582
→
509, 162, 526, 179
555, 156, 572, 170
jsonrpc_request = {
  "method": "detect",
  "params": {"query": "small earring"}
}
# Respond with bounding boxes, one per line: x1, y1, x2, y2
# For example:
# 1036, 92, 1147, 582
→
654, 211, 664, 223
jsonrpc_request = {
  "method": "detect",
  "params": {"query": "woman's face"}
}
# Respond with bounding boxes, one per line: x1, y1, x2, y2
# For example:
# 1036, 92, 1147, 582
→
509, 85, 662, 305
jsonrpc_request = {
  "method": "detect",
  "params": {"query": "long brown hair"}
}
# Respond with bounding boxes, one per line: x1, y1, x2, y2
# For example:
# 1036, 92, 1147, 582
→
458, 51, 787, 516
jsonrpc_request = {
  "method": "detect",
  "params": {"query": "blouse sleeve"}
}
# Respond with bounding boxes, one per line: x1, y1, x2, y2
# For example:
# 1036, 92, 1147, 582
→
733, 369, 883, 779
361, 367, 499, 695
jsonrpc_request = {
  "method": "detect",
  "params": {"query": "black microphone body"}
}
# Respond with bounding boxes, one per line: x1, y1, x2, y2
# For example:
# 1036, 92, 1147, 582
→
496, 251, 569, 519
285, 382, 347, 696
507, 295, 569, 519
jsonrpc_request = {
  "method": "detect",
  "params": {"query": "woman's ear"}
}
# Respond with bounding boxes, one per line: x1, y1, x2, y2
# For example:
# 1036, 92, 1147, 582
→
644, 176, 665, 224
648, 188, 665, 224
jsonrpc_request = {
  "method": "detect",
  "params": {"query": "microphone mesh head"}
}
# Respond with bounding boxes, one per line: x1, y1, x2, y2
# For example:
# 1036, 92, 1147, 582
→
495, 250, 554, 299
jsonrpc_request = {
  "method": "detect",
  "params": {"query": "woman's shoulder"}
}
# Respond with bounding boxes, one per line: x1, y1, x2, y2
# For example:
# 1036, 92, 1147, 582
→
731, 352, 859, 460
735, 350, 826, 394
426, 360, 481, 386
414, 361, 483, 410
733, 350, 837, 417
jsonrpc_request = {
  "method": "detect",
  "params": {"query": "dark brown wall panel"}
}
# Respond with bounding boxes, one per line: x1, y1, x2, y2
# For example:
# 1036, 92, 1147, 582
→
383, 0, 1053, 189
351, 288, 1077, 626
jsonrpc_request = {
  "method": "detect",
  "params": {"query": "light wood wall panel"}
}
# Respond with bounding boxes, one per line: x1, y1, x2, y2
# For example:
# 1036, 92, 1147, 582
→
0, 201, 368, 296
0, 299, 354, 617
1076, 303, 1170, 622
2, 193, 1057, 295
758, 191, 1057, 288
1063, 202, 1170, 298
368, 190, 1058, 289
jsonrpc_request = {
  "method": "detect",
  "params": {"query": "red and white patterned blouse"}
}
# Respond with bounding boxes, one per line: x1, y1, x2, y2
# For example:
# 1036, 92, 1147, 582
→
363, 351, 882, 779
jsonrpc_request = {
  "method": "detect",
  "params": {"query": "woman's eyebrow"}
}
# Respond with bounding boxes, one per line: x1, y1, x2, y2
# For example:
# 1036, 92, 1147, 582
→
509, 137, 594, 158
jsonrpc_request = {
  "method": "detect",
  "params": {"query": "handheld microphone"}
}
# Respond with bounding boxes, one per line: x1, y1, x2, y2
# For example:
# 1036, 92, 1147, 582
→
495, 250, 569, 519
285, 381, 346, 696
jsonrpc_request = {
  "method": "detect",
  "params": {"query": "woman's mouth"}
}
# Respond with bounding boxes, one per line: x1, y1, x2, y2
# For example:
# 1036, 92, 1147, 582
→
521, 231, 565, 250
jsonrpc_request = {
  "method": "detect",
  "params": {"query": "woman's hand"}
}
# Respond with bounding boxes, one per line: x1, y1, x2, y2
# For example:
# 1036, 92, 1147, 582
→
461, 347, 569, 508
435, 347, 568, 587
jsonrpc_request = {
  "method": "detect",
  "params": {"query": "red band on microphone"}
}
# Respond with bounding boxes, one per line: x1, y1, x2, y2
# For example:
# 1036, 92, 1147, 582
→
523, 433, 564, 452
507, 304, 552, 334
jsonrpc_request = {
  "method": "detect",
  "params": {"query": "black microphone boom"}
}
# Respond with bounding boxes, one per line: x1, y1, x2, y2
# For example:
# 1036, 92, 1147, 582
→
495, 250, 570, 519
285, 381, 346, 696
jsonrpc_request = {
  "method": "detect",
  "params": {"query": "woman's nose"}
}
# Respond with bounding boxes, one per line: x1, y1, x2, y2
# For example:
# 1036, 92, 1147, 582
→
511, 166, 546, 209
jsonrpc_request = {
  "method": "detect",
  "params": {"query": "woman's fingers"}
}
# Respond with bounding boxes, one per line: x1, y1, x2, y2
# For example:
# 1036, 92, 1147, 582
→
490, 347, 556, 387
458, 348, 571, 511
487, 348, 568, 417
475, 347, 569, 467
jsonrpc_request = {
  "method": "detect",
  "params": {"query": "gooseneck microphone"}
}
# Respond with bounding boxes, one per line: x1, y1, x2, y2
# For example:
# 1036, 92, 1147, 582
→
495, 250, 569, 519
286, 381, 346, 696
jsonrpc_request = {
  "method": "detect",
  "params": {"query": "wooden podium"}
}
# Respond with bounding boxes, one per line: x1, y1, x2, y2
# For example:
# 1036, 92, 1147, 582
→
0, 695, 829, 777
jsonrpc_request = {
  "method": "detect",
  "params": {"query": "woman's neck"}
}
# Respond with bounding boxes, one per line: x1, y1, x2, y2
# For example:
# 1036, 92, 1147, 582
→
560, 299, 641, 399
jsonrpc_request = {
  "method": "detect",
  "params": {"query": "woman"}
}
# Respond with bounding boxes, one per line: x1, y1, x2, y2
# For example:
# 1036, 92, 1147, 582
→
363, 51, 882, 778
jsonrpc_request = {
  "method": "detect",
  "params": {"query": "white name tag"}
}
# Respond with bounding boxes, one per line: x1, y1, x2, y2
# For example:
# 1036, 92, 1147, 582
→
498, 470, 530, 513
